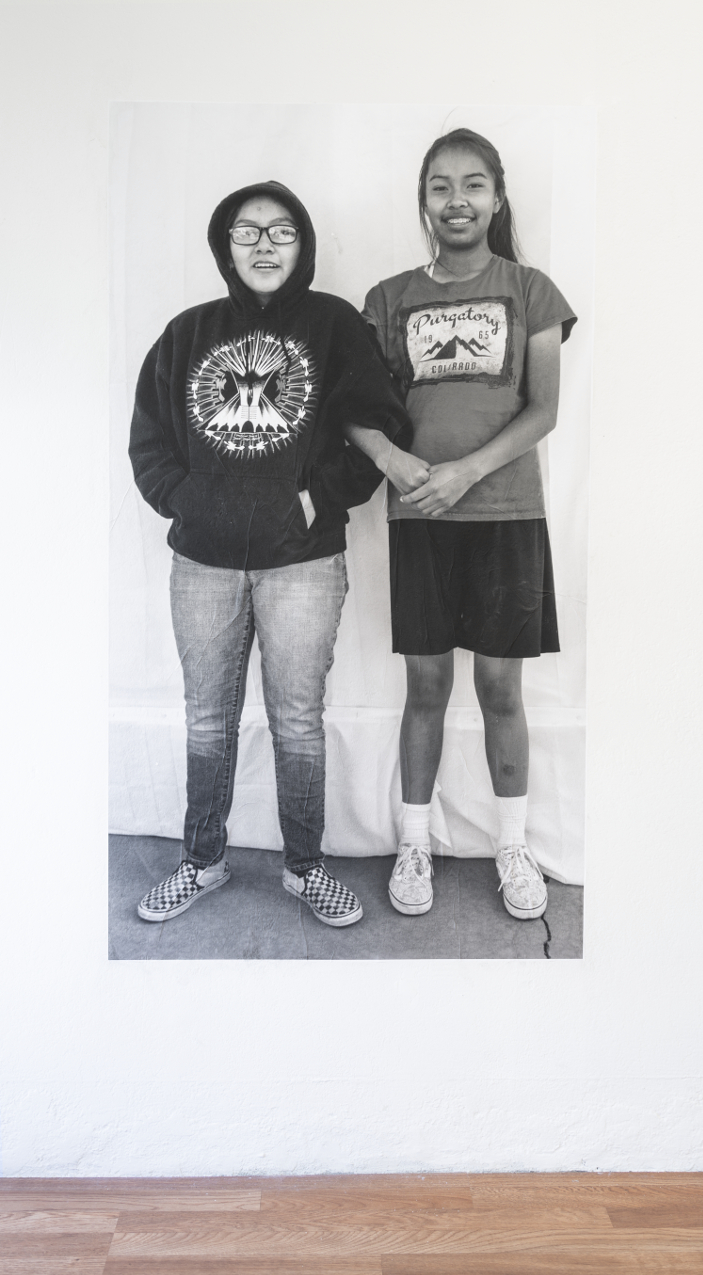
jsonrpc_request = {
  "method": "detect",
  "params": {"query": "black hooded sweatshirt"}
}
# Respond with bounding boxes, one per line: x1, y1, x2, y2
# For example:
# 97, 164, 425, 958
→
129, 181, 410, 570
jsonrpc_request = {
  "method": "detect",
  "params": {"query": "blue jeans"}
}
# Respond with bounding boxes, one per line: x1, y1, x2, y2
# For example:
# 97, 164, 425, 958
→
170, 552, 348, 874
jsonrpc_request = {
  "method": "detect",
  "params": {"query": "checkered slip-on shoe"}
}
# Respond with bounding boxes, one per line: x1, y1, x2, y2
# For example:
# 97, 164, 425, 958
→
388, 844, 434, 915
137, 857, 230, 922
282, 863, 363, 927
495, 844, 547, 920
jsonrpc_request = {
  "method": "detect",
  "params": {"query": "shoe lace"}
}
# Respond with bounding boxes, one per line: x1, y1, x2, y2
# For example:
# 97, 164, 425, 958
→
397, 844, 433, 882
497, 844, 543, 893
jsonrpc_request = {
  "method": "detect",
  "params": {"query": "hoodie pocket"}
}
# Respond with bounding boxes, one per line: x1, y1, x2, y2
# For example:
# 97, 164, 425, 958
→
167, 473, 195, 525
168, 472, 318, 564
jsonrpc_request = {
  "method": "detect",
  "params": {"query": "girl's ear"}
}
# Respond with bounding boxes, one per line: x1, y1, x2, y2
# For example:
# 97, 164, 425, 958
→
494, 194, 504, 213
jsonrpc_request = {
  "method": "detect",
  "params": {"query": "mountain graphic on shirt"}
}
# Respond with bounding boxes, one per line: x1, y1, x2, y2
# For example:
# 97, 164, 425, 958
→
421, 335, 491, 361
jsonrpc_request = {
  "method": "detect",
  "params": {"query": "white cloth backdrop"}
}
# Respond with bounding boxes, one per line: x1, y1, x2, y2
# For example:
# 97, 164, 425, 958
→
110, 104, 593, 885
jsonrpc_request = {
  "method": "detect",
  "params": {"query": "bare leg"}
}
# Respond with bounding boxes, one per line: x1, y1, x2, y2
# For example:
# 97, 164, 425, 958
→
473, 655, 528, 797
400, 653, 454, 804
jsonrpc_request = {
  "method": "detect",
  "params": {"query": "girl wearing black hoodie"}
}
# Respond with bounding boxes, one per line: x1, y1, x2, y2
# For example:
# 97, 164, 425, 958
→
129, 181, 409, 928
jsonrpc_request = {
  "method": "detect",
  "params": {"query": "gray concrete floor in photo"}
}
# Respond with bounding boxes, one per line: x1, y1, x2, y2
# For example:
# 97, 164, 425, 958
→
109, 834, 583, 960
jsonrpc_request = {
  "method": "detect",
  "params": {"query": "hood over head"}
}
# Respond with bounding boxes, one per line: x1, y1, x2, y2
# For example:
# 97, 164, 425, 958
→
208, 180, 316, 321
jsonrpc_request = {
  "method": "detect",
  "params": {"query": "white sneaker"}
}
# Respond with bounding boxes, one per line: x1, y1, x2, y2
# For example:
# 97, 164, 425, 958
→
389, 844, 433, 915
495, 844, 547, 920
137, 857, 230, 922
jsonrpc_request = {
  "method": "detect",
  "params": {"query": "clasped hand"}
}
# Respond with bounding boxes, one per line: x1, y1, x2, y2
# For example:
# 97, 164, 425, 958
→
384, 447, 431, 495
395, 457, 478, 517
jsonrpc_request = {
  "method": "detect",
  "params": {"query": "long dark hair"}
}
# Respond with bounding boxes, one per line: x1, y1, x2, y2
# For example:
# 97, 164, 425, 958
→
418, 128, 520, 263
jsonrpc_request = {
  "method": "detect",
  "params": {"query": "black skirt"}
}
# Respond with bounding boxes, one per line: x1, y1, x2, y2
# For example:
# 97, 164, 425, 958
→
389, 518, 560, 658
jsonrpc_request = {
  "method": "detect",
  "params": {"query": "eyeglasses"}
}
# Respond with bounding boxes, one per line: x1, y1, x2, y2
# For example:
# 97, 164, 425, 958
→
229, 223, 299, 246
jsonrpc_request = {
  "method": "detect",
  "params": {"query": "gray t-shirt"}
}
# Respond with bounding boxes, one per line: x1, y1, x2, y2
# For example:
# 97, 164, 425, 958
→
363, 256, 577, 521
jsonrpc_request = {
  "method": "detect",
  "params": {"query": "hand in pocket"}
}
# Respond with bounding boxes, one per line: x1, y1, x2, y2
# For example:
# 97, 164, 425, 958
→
298, 488, 317, 529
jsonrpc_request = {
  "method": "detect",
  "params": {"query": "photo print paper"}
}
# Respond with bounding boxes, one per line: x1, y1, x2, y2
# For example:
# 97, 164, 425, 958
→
109, 103, 594, 960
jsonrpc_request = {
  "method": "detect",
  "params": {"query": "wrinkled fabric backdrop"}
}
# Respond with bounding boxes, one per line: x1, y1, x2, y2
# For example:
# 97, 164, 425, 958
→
110, 104, 594, 884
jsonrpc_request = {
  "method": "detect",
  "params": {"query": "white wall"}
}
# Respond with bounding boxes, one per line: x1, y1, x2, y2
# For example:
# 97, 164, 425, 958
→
1, 0, 702, 1175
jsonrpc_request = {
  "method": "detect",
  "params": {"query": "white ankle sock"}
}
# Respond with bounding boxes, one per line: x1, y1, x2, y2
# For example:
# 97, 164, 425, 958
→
496, 794, 528, 849
400, 802, 431, 847
197, 857, 227, 883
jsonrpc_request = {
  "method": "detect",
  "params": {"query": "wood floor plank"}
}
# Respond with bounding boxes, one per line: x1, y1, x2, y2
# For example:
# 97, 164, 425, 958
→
0, 1188, 261, 1208
630, 1255, 703, 1272
567, 1230, 703, 1252
468, 1173, 703, 1188
260, 1187, 475, 1215
107, 1226, 703, 1261
381, 1253, 642, 1274
382, 1253, 703, 1274
0, 1262, 107, 1274
0, 1178, 256, 1191
469, 1174, 703, 1211
107, 1207, 616, 1259
115, 1199, 477, 1230
609, 1207, 703, 1229
0, 1178, 261, 1208
262, 1173, 476, 1184
104, 1261, 382, 1275
0, 1232, 113, 1259
0, 1210, 118, 1232
112, 1204, 611, 1231
473, 1186, 703, 1212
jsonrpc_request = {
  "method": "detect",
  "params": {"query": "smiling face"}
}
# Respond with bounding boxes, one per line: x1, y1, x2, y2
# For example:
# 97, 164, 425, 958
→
424, 147, 502, 258
229, 196, 301, 304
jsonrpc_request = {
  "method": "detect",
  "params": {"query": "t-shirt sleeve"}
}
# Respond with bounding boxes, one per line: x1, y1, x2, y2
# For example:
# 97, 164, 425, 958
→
525, 269, 578, 344
362, 279, 413, 383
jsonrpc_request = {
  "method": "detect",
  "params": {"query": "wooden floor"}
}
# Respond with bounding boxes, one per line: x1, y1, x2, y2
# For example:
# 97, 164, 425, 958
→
0, 1173, 702, 1273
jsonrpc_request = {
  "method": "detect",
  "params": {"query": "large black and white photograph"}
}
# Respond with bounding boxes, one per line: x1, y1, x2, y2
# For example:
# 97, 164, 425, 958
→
109, 103, 594, 960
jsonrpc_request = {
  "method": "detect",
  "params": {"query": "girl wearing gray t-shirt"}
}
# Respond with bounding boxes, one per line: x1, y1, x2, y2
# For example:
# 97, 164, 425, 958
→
347, 128, 577, 924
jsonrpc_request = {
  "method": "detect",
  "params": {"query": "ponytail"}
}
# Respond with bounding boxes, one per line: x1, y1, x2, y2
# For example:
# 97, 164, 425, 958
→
487, 196, 519, 263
